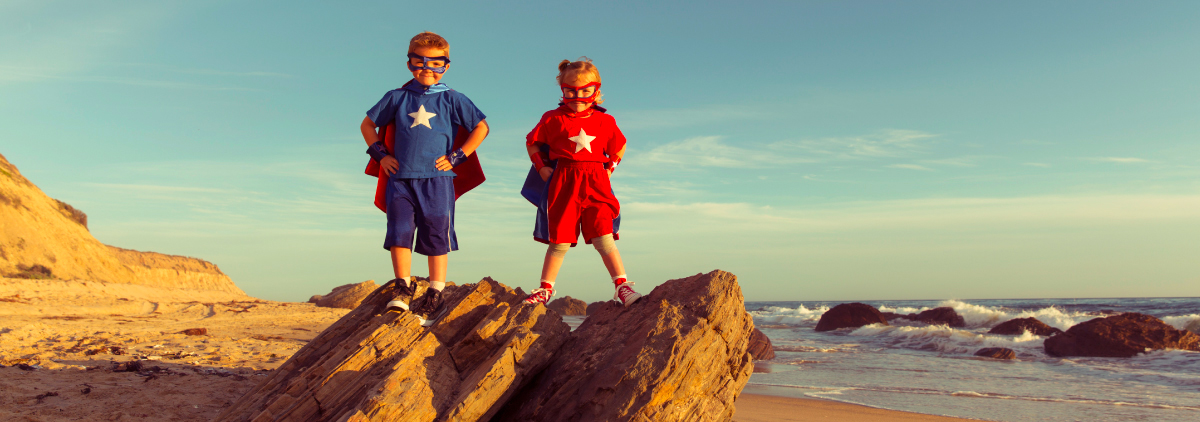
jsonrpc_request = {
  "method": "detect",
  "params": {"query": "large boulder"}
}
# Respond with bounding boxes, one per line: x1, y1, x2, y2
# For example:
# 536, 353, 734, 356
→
585, 301, 606, 316
492, 270, 754, 422
988, 317, 1063, 336
547, 296, 587, 316
214, 277, 570, 422
748, 327, 775, 360
974, 348, 1016, 359
314, 280, 379, 309
912, 307, 965, 327
1044, 313, 1200, 358
815, 303, 889, 332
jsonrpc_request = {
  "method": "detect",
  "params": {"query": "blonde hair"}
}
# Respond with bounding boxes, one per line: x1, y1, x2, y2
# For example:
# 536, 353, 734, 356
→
408, 31, 449, 54
557, 57, 603, 104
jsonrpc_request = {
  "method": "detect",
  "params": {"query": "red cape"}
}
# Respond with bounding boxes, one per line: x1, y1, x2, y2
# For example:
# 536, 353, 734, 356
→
364, 122, 485, 212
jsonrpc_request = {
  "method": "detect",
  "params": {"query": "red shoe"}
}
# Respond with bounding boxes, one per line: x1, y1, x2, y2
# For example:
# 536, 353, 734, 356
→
524, 287, 555, 305
613, 280, 641, 307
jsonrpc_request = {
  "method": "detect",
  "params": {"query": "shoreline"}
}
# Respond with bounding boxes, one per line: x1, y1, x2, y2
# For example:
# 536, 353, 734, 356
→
735, 392, 982, 422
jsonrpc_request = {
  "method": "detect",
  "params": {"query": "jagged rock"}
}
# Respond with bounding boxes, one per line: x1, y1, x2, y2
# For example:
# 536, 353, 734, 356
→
815, 303, 889, 331
0, 153, 243, 294
974, 348, 1016, 359
214, 277, 570, 422
748, 327, 775, 360
1044, 313, 1200, 358
546, 296, 587, 316
493, 270, 754, 422
315, 280, 379, 309
912, 307, 965, 327
585, 301, 606, 316
988, 317, 1063, 336
179, 328, 207, 336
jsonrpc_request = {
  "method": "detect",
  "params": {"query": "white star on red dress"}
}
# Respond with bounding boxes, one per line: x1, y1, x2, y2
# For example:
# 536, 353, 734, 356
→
568, 129, 596, 153
408, 105, 436, 129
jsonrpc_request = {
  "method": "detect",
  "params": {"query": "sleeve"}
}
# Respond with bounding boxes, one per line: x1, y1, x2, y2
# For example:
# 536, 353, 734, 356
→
451, 92, 487, 130
525, 111, 555, 147
365, 91, 398, 127
606, 117, 627, 159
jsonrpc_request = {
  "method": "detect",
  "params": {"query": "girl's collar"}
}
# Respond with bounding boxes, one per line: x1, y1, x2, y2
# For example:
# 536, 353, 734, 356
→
557, 103, 607, 117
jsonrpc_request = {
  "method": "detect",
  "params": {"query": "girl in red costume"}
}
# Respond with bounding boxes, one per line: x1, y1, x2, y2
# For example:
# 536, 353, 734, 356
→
523, 58, 642, 307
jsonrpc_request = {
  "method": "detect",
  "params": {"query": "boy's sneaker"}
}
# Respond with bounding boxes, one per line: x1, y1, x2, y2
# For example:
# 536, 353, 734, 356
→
613, 280, 641, 307
411, 288, 446, 327
385, 278, 417, 312
523, 287, 555, 305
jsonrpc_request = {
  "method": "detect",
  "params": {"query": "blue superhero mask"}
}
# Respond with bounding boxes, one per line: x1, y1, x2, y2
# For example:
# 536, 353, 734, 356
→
407, 53, 451, 74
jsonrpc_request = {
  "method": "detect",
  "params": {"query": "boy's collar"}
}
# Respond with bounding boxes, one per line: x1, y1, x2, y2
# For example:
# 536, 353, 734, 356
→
401, 79, 450, 94
557, 103, 607, 117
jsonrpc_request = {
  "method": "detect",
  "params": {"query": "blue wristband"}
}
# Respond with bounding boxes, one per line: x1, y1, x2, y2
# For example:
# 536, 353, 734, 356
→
367, 142, 390, 162
447, 148, 467, 167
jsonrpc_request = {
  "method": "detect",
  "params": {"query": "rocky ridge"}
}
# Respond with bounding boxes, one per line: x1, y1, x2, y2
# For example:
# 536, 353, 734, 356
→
0, 153, 242, 294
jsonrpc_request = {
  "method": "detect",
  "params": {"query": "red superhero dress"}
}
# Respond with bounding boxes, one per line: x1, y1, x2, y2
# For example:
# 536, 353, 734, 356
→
526, 105, 627, 244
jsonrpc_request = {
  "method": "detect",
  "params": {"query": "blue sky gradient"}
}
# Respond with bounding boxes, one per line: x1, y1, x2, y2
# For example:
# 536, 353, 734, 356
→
3, 1, 1198, 301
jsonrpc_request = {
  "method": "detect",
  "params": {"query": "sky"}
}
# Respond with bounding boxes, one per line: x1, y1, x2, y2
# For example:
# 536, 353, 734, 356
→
2, 0, 1198, 302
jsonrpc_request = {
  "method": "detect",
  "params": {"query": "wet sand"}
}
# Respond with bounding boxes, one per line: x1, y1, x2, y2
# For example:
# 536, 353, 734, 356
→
735, 393, 980, 421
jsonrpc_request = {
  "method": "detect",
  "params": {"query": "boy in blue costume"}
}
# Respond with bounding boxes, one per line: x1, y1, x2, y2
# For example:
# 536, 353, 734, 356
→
359, 31, 488, 326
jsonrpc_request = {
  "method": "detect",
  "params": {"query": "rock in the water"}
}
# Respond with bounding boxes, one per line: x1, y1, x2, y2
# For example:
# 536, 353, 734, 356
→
815, 303, 889, 332
546, 296, 587, 316
880, 311, 910, 321
585, 301, 606, 316
314, 280, 379, 310
1185, 319, 1200, 335
748, 327, 775, 360
492, 270, 754, 422
912, 307, 965, 327
1044, 313, 1200, 358
988, 317, 1063, 336
214, 278, 570, 422
974, 348, 1016, 359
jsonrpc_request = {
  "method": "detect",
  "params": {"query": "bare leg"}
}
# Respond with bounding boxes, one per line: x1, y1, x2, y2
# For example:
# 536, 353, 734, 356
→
540, 250, 566, 282
428, 254, 447, 290
599, 247, 626, 278
390, 247, 412, 281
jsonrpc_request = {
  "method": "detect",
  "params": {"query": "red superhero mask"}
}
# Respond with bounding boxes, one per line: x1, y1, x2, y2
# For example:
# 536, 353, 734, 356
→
561, 82, 601, 103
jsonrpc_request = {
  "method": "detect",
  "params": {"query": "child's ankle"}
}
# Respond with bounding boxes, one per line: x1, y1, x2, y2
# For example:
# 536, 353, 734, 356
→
430, 280, 446, 291
540, 280, 555, 290
398, 276, 411, 287
612, 274, 628, 286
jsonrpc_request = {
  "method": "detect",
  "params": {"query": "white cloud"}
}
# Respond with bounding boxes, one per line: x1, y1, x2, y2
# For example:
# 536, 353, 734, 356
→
888, 164, 933, 171
770, 129, 936, 159
1024, 162, 1051, 168
1085, 157, 1150, 164
640, 136, 797, 168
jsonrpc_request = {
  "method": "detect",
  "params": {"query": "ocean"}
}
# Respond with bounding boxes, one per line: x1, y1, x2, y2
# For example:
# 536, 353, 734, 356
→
745, 298, 1200, 421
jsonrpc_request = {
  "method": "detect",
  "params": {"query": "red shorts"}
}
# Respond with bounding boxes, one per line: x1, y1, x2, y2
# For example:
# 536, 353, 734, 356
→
546, 160, 620, 244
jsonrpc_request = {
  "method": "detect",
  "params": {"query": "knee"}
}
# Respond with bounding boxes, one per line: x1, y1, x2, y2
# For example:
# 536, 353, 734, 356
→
591, 234, 617, 255
548, 243, 570, 258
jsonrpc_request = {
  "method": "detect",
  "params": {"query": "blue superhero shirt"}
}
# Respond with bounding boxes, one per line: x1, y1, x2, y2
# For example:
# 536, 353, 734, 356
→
366, 80, 486, 178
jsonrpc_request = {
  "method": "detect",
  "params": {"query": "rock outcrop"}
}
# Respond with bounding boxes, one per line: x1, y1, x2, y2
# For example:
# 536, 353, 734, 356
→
815, 303, 889, 332
748, 327, 775, 360
585, 301, 606, 316
988, 317, 1063, 336
546, 296, 587, 316
1043, 313, 1200, 358
974, 348, 1016, 359
912, 307, 965, 328
315, 280, 379, 309
215, 277, 570, 422
492, 270, 754, 422
0, 153, 243, 294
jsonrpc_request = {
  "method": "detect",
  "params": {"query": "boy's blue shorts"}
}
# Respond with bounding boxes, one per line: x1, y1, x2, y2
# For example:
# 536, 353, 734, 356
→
384, 176, 457, 256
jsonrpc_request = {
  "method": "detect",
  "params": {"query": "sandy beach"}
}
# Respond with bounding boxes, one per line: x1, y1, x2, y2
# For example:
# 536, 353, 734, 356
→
0, 277, 984, 421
